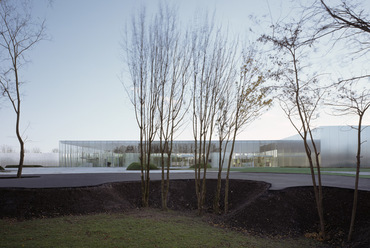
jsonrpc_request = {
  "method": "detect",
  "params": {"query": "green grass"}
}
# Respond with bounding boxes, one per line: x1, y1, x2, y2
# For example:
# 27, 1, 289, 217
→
229, 167, 370, 178
0, 210, 323, 248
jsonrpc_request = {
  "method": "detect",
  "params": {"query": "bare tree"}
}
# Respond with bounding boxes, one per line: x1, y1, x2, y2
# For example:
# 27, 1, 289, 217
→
327, 81, 370, 241
123, 7, 159, 207
190, 16, 229, 215
213, 86, 233, 214
306, 2, 370, 240
260, 21, 327, 239
210, 44, 272, 214
123, 3, 191, 208
154, 4, 191, 211
223, 48, 272, 214
211, 37, 239, 215
0, 0, 46, 178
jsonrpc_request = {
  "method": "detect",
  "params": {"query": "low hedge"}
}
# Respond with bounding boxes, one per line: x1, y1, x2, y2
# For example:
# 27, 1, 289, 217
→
5, 165, 43, 168
189, 163, 212, 169
126, 162, 159, 170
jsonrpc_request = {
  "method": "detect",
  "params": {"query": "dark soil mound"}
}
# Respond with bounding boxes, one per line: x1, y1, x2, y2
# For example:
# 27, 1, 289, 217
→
220, 186, 370, 247
0, 179, 269, 218
0, 179, 369, 247
0, 182, 141, 218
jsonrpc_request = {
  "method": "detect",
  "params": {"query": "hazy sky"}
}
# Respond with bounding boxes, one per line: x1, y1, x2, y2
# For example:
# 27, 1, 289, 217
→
0, 0, 369, 152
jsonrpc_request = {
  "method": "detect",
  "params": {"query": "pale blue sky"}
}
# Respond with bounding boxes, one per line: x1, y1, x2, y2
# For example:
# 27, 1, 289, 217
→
0, 0, 368, 152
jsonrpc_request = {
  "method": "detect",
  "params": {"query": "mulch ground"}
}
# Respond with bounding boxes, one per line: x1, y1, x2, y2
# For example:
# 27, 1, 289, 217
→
0, 179, 369, 248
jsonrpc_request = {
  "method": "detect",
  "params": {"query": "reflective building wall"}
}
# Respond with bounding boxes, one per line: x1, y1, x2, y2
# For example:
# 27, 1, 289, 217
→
59, 126, 369, 168
58, 140, 314, 168
320, 126, 370, 167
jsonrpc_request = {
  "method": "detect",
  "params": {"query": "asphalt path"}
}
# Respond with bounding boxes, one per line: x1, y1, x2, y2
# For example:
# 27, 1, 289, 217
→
1, 170, 369, 191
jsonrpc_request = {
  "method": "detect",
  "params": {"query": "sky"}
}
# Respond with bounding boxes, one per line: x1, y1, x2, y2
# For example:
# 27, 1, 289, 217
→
0, 0, 369, 153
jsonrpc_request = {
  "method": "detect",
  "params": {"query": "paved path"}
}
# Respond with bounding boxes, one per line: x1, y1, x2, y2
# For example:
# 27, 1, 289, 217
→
1, 168, 369, 191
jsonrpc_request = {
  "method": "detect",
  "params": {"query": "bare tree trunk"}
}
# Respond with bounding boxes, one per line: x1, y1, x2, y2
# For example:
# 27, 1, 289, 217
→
348, 115, 363, 241
303, 137, 325, 238
292, 47, 326, 238
213, 138, 225, 214
144, 137, 153, 207
16, 115, 25, 178
224, 123, 237, 214
163, 145, 171, 211
15, 69, 25, 178
160, 140, 166, 210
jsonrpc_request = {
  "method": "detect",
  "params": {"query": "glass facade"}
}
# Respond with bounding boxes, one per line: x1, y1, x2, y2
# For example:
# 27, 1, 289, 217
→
59, 141, 140, 167
59, 140, 316, 168
59, 126, 370, 168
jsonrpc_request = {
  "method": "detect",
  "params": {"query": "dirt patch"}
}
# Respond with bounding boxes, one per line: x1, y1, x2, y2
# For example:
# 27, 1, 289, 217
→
0, 179, 369, 247
219, 186, 370, 247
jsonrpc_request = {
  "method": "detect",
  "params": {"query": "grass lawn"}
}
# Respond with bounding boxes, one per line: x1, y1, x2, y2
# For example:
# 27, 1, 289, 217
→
0, 209, 324, 248
228, 167, 370, 178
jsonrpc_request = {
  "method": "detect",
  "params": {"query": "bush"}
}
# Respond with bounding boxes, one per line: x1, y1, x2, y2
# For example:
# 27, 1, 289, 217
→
5, 165, 43, 168
126, 162, 159, 170
189, 163, 212, 169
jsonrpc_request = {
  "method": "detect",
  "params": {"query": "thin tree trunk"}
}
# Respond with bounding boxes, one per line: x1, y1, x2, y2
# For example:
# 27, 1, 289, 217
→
14, 68, 24, 178
348, 116, 363, 241
16, 102, 24, 178
213, 139, 223, 214
304, 138, 325, 238
225, 128, 237, 214
164, 150, 171, 210
293, 50, 325, 238
308, 127, 325, 238
144, 142, 151, 207
160, 138, 166, 210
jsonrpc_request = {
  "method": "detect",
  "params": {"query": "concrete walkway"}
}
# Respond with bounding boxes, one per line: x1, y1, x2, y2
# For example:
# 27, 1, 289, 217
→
0, 167, 369, 191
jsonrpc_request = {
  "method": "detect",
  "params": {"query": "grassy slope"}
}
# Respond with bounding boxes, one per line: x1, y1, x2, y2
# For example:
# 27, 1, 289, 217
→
0, 210, 325, 248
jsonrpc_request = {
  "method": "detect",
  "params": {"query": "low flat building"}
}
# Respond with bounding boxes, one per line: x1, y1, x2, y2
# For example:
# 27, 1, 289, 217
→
59, 126, 370, 168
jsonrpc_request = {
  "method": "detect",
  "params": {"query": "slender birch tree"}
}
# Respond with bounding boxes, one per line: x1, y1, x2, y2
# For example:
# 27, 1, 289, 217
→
0, 0, 46, 178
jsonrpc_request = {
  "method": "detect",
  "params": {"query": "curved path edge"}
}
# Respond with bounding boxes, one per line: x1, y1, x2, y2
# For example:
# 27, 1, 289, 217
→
1, 170, 369, 191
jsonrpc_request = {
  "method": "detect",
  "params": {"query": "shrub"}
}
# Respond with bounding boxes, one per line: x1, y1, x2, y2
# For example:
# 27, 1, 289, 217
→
126, 162, 159, 170
189, 163, 212, 169
5, 165, 43, 168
